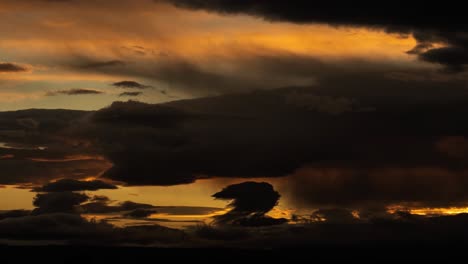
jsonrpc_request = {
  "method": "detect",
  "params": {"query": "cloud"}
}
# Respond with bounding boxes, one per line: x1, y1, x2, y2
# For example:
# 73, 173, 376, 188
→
418, 46, 468, 72
3, 66, 468, 213
80, 200, 155, 214
119, 91, 142, 97
161, 1, 461, 30
0, 213, 110, 241
162, 0, 468, 71
79, 60, 126, 69
0, 155, 111, 185
30, 74, 461, 188
79, 196, 221, 216
33, 179, 117, 192
124, 208, 158, 218
283, 166, 468, 209
32, 192, 89, 214
213, 182, 280, 215
285, 92, 359, 115
4, 71, 468, 190
91, 100, 190, 128
0, 62, 27, 72
0, 212, 186, 245
0, 210, 30, 220
46, 89, 104, 96
112, 81, 151, 89
310, 208, 358, 223
212, 182, 286, 226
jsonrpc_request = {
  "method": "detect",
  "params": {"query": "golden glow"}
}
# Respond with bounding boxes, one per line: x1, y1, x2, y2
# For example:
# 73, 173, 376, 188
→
387, 205, 468, 216
29, 155, 108, 163
0, 186, 35, 210
0, 154, 14, 160
267, 207, 295, 219
0, 1, 425, 110
351, 210, 361, 219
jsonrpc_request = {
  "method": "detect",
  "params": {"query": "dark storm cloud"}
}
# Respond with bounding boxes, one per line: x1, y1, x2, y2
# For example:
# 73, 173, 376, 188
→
112, 81, 151, 89
64, 73, 468, 187
0, 63, 27, 72
33, 179, 117, 192
284, 165, 468, 209
419, 47, 468, 72
79, 60, 126, 69
32, 192, 89, 214
162, 0, 464, 29
0, 108, 110, 185
46, 88, 104, 96
3, 65, 468, 210
213, 182, 280, 215
212, 182, 286, 226
119, 91, 142, 97
91, 100, 190, 128
163, 0, 468, 70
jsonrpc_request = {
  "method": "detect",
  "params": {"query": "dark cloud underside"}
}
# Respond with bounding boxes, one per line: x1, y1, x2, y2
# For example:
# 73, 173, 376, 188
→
0, 63, 27, 72
46, 89, 104, 96
33, 179, 117, 192
119, 92, 142, 97
79, 60, 126, 69
112, 81, 151, 89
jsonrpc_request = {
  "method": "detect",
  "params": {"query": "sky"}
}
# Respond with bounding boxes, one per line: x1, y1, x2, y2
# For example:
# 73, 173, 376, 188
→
2, 0, 468, 248
0, 0, 425, 111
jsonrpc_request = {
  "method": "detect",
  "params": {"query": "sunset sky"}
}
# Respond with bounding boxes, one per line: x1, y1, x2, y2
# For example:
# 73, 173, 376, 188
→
0, 0, 427, 111
1, 0, 468, 249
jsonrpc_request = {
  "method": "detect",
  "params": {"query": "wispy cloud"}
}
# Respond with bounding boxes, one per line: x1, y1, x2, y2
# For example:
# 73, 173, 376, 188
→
119, 91, 142, 97
46, 88, 104, 96
79, 60, 126, 69
112, 81, 152, 89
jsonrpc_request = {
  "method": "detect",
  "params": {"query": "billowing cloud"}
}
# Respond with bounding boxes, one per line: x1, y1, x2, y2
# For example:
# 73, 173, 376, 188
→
32, 192, 89, 214
212, 182, 286, 226
33, 179, 117, 192
3, 76, 468, 194
46, 89, 104, 96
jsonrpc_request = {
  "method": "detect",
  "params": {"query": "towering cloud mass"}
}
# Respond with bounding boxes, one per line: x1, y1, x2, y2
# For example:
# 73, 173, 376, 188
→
2, 0, 468, 249
33, 192, 89, 214
212, 182, 286, 226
